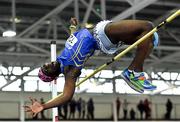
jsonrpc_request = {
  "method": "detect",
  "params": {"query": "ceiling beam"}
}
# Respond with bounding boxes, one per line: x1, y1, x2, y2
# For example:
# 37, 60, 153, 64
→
112, 0, 157, 21
155, 1, 180, 8
45, 21, 53, 39
17, 0, 73, 37
56, 17, 69, 35
82, 0, 95, 24
18, 41, 50, 54
107, 0, 180, 8
0, 37, 50, 54
0, 52, 48, 57
0, 37, 65, 44
74, 0, 79, 22
146, 51, 180, 68
166, 29, 180, 44
80, 0, 103, 20
153, 8, 179, 25
100, 0, 106, 20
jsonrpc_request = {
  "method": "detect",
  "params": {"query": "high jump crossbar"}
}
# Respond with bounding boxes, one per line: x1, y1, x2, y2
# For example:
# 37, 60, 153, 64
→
75, 9, 180, 87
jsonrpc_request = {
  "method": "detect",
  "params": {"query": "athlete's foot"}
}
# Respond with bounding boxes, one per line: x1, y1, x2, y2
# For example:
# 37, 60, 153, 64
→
121, 69, 156, 93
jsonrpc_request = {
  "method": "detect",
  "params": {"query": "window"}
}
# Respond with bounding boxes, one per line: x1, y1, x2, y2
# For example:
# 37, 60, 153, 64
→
3, 80, 21, 91
0, 66, 180, 95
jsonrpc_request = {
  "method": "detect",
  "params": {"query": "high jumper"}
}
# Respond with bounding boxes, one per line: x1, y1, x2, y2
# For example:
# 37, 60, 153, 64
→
24, 10, 180, 117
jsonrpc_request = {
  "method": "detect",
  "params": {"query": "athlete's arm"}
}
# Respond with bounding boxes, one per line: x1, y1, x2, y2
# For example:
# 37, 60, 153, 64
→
24, 68, 80, 116
69, 17, 78, 34
43, 74, 76, 109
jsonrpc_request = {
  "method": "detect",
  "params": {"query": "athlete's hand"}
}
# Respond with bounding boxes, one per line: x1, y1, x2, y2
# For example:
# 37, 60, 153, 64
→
24, 97, 44, 117
70, 17, 78, 26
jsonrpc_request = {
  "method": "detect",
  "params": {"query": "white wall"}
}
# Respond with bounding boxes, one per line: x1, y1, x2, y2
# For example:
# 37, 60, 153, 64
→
0, 91, 180, 120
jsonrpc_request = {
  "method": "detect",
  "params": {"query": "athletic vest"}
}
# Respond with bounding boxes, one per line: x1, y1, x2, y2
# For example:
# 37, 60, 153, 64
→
57, 29, 98, 72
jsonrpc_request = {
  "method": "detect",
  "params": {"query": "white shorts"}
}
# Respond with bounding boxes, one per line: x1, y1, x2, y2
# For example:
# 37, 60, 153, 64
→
93, 20, 121, 54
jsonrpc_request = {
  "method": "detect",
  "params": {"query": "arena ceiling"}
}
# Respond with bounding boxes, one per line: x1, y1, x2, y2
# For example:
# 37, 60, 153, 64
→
0, 0, 179, 89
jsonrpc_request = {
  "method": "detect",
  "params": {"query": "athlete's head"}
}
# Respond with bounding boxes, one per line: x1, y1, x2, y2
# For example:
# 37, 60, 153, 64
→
38, 61, 61, 82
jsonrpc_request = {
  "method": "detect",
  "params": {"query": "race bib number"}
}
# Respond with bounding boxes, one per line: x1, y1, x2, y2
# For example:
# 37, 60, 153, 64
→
66, 34, 78, 49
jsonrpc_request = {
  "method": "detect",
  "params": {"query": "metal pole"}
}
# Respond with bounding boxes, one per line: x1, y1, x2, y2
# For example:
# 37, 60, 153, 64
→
112, 70, 118, 122
52, 18, 57, 40
74, 0, 79, 22
12, 0, 16, 31
51, 41, 58, 122
100, 0, 106, 19
20, 78, 25, 122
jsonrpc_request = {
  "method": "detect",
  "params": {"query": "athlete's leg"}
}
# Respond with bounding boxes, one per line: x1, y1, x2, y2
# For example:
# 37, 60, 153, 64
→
105, 20, 154, 72
105, 20, 157, 92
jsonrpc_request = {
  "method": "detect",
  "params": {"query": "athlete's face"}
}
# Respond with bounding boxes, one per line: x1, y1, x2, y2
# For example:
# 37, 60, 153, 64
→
42, 61, 60, 76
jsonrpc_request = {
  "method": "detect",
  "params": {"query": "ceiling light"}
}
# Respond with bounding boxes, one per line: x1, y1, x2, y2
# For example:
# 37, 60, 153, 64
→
10, 17, 21, 23
45, 20, 51, 24
2, 30, 16, 37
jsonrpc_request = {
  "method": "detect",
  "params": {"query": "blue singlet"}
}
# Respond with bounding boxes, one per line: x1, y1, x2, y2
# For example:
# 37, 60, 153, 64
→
57, 29, 98, 72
